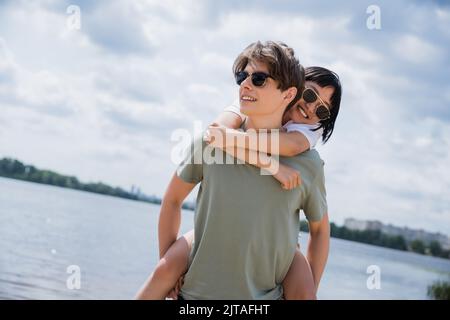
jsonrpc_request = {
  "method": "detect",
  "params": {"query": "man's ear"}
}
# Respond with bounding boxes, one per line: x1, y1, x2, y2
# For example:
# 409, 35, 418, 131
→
283, 87, 298, 104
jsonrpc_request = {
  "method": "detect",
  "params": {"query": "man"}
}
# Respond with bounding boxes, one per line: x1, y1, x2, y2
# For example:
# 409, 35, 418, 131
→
159, 41, 329, 299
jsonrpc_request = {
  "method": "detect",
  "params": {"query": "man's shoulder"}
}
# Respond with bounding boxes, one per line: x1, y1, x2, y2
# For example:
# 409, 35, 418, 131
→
283, 149, 325, 176
293, 149, 324, 166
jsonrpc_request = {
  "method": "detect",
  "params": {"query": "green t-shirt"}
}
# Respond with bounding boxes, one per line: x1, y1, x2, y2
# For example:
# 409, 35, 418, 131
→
177, 136, 327, 300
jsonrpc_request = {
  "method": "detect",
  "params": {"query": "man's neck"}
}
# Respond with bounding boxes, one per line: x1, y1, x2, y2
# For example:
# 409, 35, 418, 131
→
244, 113, 283, 131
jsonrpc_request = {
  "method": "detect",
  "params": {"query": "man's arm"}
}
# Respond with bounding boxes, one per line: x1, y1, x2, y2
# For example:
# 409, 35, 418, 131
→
158, 173, 198, 259
306, 213, 330, 292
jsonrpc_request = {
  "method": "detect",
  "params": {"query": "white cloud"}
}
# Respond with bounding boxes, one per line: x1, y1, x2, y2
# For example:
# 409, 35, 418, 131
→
81, 2, 154, 55
436, 8, 450, 37
393, 34, 443, 64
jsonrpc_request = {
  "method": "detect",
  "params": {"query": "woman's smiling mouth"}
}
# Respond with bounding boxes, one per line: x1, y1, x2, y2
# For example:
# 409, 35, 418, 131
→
298, 105, 309, 119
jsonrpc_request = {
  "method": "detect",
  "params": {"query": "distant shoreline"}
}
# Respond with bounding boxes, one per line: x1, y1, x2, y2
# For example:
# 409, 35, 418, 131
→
1, 157, 448, 260
300, 220, 450, 260
0, 157, 195, 211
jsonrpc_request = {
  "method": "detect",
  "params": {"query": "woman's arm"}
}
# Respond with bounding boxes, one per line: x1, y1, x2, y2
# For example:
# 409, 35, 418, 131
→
210, 111, 302, 189
208, 126, 310, 157
213, 111, 243, 129
222, 146, 301, 190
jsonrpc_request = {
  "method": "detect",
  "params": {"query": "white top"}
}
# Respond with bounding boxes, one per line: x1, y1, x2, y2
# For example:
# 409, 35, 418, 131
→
224, 101, 323, 149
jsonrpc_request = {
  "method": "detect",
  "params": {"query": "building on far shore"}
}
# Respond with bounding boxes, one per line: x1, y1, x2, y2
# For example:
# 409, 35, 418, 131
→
344, 218, 450, 250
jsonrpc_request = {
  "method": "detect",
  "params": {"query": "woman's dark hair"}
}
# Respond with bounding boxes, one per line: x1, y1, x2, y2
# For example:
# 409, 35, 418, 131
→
305, 66, 342, 144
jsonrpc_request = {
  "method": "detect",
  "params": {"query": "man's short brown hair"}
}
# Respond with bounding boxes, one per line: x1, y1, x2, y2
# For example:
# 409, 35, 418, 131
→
232, 41, 305, 110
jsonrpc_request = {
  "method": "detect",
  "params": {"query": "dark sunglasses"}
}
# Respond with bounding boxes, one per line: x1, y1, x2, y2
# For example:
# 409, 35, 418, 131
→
235, 70, 273, 87
300, 87, 331, 120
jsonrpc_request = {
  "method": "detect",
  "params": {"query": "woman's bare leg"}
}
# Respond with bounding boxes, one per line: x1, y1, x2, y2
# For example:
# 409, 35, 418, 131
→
282, 248, 317, 300
135, 230, 194, 300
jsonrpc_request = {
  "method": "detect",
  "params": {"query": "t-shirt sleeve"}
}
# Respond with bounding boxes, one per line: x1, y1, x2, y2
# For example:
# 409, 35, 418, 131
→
302, 164, 327, 222
285, 123, 323, 149
176, 136, 204, 184
223, 99, 246, 122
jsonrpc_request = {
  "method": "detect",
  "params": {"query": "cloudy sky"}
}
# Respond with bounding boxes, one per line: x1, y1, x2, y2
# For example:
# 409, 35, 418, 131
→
0, 0, 449, 235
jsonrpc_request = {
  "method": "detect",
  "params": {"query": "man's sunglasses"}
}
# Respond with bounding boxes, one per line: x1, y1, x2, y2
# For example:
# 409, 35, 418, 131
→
235, 71, 273, 87
300, 87, 331, 121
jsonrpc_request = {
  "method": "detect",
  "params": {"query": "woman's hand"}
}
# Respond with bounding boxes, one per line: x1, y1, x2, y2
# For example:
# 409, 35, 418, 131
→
203, 123, 234, 149
273, 164, 302, 190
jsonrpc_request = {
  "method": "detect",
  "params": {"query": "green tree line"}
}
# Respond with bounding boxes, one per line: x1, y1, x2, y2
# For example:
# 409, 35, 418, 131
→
300, 221, 450, 260
0, 157, 194, 210
0, 158, 139, 200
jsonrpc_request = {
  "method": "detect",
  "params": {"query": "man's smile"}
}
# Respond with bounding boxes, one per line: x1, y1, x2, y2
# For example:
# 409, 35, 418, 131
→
241, 95, 257, 102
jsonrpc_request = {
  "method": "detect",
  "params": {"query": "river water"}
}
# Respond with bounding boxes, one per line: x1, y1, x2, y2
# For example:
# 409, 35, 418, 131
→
1, 177, 449, 299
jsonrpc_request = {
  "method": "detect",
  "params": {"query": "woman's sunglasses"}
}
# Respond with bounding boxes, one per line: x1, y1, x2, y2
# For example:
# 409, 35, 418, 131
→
235, 71, 273, 87
300, 87, 331, 121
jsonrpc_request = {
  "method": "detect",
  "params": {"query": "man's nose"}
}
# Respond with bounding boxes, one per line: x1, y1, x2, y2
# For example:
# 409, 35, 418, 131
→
240, 76, 253, 90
